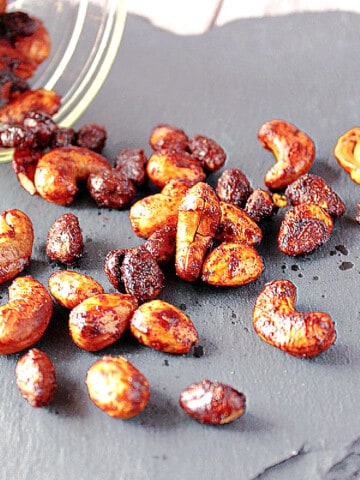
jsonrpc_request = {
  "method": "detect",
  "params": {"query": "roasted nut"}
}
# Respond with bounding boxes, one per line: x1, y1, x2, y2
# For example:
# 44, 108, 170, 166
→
86, 355, 150, 419
146, 150, 206, 188
143, 226, 176, 264
175, 182, 221, 282
149, 124, 188, 152
278, 203, 333, 256
0, 208, 34, 284
69, 293, 138, 352
258, 119, 316, 190
334, 127, 360, 184
244, 188, 274, 222
130, 299, 198, 354
201, 242, 264, 287
87, 169, 136, 209
12, 148, 42, 196
46, 213, 83, 265
48, 270, 104, 309
50, 127, 75, 148
104, 248, 127, 292
215, 201, 263, 245
75, 123, 107, 153
252, 279, 337, 357
179, 379, 246, 425
215, 168, 253, 208
14, 18, 50, 65
0, 41, 35, 80
114, 148, 147, 186
0, 276, 53, 355
285, 173, 345, 217
188, 134, 226, 172
15, 348, 56, 407
160, 178, 194, 197
34, 146, 111, 205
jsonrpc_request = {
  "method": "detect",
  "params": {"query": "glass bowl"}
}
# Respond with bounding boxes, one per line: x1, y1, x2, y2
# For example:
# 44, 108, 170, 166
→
0, 0, 127, 162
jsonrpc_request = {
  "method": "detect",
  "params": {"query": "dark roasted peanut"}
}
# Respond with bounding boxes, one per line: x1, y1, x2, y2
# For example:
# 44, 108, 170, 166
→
87, 169, 136, 209
143, 226, 177, 264
46, 213, 83, 265
48, 270, 104, 309
114, 148, 147, 186
215, 168, 253, 208
244, 188, 274, 222
15, 348, 56, 407
253, 279, 336, 357
278, 203, 333, 256
149, 124, 188, 152
334, 127, 360, 184
69, 293, 138, 352
104, 248, 127, 292
188, 134, 226, 172
130, 299, 198, 354
216, 201, 262, 245
179, 379, 246, 425
75, 123, 107, 152
258, 119, 316, 190
175, 182, 221, 282
86, 355, 150, 419
50, 127, 76, 148
201, 242, 264, 287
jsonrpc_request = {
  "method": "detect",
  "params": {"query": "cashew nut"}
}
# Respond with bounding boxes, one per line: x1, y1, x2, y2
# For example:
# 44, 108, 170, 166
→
34, 146, 111, 205
258, 119, 316, 190
0, 209, 34, 285
253, 279, 336, 357
0, 276, 53, 355
334, 127, 360, 184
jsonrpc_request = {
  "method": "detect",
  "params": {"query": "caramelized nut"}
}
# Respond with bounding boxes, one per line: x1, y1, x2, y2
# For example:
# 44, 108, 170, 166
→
334, 127, 360, 184
188, 134, 226, 172
244, 188, 274, 222
46, 213, 83, 265
130, 299, 198, 354
215, 168, 253, 208
253, 279, 337, 357
14, 18, 51, 65
216, 201, 263, 245
86, 355, 150, 419
12, 148, 42, 195
15, 348, 56, 407
143, 226, 177, 264
87, 169, 136, 209
104, 248, 127, 292
149, 124, 188, 152
160, 178, 194, 197
179, 379, 246, 425
114, 148, 147, 186
75, 123, 107, 153
258, 119, 316, 190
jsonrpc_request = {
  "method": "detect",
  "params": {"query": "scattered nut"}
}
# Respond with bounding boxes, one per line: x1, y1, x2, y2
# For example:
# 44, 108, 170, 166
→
75, 123, 107, 153
114, 148, 147, 186
104, 248, 127, 292
143, 226, 177, 264
334, 127, 360, 184
244, 188, 275, 222
87, 169, 136, 209
215, 168, 253, 208
149, 124, 188, 152
86, 355, 150, 419
215, 201, 263, 245
188, 134, 226, 172
46, 213, 83, 265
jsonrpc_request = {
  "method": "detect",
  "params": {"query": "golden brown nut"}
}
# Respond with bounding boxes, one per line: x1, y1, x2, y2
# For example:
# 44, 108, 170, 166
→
130, 299, 198, 354
0, 41, 36, 80
86, 355, 150, 419
0, 209, 34, 285
48, 270, 104, 309
34, 146, 111, 205
179, 379, 246, 425
143, 226, 176, 264
278, 203, 333, 256
0, 276, 53, 355
253, 279, 336, 357
69, 293, 138, 352
215, 201, 263, 245
149, 124, 188, 152
46, 213, 83, 265
160, 178, 194, 197
15, 348, 56, 407
201, 242, 264, 287
334, 127, 360, 184
258, 119, 316, 190
14, 18, 51, 65
175, 182, 221, 282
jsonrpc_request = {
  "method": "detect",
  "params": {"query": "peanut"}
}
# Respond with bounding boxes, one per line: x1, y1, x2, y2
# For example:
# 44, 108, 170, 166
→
46, 213, 83, 265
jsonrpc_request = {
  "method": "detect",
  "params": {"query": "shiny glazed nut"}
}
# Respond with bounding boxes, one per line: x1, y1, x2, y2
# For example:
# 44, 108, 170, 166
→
244, 188, 274, 222
201, 242, 264, 287
0, 276, 53, 355
14, 18, 50, 65
258, 119, 316, 190
149, 124, 188, 152
334, 127, 360, 184
69, 293, 138, 352
87, 169, 136, 209
34, 145, 111, 205
48, 270, 104, 309
15, 348, 56, 407
215, 168, 253, 208
278, 203, 333, 256
188, 134, 226, 172
252, 279, 336, 357
176, 182, 221, 282
12, 148, 43, 196
0, 209, 34, 284
75, 123, 107, 152
215, 201, 263, 245
143, 226, 177, 264
114, 148, 147, 186
179, 379, 246, 425
86, 355, 150, 419
129, 299, 198, 354
160, 178, 194, 197
46, 213, 83, 265
285, 173, 345, 217
104, 248, 127, 292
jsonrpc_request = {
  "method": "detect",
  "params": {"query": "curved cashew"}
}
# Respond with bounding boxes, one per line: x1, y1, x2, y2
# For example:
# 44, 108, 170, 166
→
0, 209, 34, 285
253, 279, 336, 357
334, 127, 360, 184
0, 276, 53, 355
34, 146, 111, 205
258, 119, 316, 190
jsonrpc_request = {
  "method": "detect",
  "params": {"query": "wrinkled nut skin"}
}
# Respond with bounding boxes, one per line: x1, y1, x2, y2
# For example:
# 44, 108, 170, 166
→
15, 348, 56, 407
130, 299, 198, 354
244, 188, 274, 222
0, 276, 53, 355
176, 182, 221, 282
34, 146, 111, 205
149, 124, 188, 152
188, 134, 226, 172
334, 127, 360, 184
0, 209, 34, 284
201, 242, 264, 287
216, 201, 263, 245
104, 249, 127, 292
215, 168, 253, 208
114, 148, 147, 186
75, 123, 107, 153
285, 174, 345, 217
86, 355, 150, 419
48, 270, 104, 309
87, 169, 136, 209
278, 203, 333, 256
143, 226, 177, 264
253, 279, 337, 357
258, 119, 316, 190
69, 293, 138, 352
179, 379, 246, 425
14, 18, 51, 65
46, 213, 83, 265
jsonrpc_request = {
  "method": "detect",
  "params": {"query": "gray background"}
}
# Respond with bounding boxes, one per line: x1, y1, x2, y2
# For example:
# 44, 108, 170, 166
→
0, 12, 359, 480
